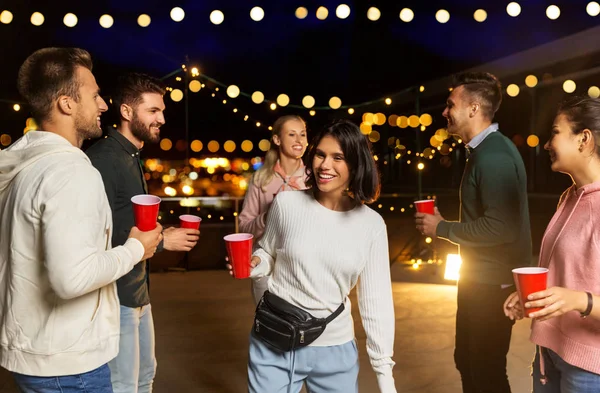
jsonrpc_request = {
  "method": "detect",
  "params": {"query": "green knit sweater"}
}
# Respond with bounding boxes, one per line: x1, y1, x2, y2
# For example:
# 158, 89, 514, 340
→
436, 131, 532, 285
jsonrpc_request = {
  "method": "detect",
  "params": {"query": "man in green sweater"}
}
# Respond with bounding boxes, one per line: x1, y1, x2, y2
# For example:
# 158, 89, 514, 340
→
415, 72, 532, 393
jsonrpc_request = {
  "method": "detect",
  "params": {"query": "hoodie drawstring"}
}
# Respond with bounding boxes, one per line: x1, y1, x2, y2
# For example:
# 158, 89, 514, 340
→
536, 187, 585, 386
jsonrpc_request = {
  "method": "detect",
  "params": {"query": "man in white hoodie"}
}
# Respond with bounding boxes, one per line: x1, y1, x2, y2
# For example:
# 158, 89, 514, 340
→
0, 48, 163, 392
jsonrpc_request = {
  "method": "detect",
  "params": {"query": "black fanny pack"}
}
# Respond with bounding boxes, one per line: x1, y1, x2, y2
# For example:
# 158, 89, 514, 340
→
253, 291, 345, 352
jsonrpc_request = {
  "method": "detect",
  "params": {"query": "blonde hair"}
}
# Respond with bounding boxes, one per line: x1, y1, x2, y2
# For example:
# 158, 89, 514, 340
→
253, 115, 306, 191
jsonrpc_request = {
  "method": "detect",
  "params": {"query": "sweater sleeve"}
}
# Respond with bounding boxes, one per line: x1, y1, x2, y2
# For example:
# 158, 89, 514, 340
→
436, 155, 522, 248
40, 162, 143, 300
357, 225, 397, 393
239, 177, 268, 238
250, 195, 282, 278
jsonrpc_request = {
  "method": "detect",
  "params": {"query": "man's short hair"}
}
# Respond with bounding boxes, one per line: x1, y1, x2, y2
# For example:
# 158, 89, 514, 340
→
17, 48, 93, 123
451, 72, 502, 120
112, 73, 165, 113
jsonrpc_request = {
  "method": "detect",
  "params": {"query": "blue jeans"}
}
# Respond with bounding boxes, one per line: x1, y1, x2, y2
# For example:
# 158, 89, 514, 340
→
248, 333, 359, 393
533, 346, 600, 393
13, 363, 112, 393
108, 304, 156, 393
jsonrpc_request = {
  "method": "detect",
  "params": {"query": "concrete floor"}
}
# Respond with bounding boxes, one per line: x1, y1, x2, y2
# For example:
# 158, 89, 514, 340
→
0, 264, 535, 393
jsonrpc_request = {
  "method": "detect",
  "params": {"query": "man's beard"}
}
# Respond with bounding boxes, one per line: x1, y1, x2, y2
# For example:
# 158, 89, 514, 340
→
75, 111, 101, 141
131, 113, 160, 144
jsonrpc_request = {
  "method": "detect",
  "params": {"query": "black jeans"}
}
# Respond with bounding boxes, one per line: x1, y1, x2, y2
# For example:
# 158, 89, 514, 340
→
455, 279, 516, 393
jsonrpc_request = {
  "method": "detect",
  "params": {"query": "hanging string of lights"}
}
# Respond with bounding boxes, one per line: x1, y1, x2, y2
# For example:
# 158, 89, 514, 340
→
2, 3, 599, 28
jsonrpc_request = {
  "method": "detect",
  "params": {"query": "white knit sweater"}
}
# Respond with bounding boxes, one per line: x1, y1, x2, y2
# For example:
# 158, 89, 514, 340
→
251, 190, 397, 392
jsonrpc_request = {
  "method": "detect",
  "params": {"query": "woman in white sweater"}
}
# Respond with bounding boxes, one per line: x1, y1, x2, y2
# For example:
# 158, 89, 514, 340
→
236, 119, 397, 393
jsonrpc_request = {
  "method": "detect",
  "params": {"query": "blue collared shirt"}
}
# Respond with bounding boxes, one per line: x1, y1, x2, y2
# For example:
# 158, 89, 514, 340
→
466, 123, 499, 150
464, 122, 513, 288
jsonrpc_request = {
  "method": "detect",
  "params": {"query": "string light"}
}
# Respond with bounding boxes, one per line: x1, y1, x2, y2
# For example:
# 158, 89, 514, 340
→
63, 13, 78, 27
546, 5, 560, 20
329, 97, 342, 109
99, 14, 113, 28
527, 135, 540, 147
507, 2, 521, 17
473, 9, 487, 22
295, 7, 308, 19
250, 7, 265, 21
336, 4, 351, 19
210, 10, 224, 25
189, 80, 201, 92
170, 7, 185, 22
302, 95, 315, 109
587, 2, 600, 16
276, 94, 290, 107
563, 80, 576, 93
252, 91, 265, 104
162, 69, 452, 110
170, 89, 184, 102
31, 12, 44, 26
525, 75, 538, 87
506, 84, 520, 97
316, 6, 329, 20
435, 9, 450, 23
0, 10, 13, 24
138, 14, 151, 27
367, 7, 381, 21
226, 85, 240, 98
399, 8, 414, 22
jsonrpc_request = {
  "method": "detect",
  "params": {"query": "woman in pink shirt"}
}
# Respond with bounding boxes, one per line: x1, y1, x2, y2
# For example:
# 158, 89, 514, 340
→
504, 96, 600, 392
239, 115, 308, 304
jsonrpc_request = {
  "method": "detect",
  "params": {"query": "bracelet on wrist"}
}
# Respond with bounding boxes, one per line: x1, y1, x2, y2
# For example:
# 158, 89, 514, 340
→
581, 291, 593, 318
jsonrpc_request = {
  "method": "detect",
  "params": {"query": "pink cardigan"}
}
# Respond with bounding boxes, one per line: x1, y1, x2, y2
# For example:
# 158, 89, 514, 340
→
530, 181, 600, 375
238, 164, 307, 239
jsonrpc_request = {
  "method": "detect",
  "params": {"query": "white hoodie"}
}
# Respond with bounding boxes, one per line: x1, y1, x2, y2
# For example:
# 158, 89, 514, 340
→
0, 131, 144, 376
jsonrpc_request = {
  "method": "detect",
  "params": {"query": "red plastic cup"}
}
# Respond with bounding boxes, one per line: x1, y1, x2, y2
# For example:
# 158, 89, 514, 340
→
224, 233, 254, 279
414, 199, 435, 215
512, 267, 549, 317
131, 195, 161, 231
179, 215, 202, 230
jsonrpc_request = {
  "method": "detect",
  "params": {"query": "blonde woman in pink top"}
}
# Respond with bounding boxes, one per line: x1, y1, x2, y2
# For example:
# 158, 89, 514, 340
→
239, 115, 308, 304
504, 96, 600, 393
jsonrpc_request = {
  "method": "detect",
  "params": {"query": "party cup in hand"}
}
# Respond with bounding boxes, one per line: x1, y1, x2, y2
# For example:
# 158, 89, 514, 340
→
179, 214, 202, 230
131, 195, 161, 231
224, 233, 254, 279
512, 267, 549, 317
414, 199, 435, 215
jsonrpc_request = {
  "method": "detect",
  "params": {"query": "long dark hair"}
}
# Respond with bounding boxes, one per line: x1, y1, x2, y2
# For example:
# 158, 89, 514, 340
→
304, 119, 380, 204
